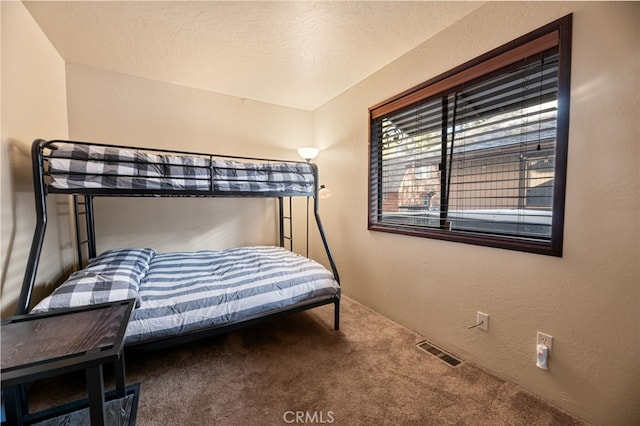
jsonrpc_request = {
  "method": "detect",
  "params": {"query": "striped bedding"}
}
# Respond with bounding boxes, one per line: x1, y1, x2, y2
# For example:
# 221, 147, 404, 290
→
46, 142, 315, 194
32, 246, 339, 346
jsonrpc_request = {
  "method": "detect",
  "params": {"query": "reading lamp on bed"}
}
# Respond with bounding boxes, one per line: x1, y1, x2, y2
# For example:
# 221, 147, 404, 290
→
319, 185, 331, 199
297, 147, 331, 194
297, 147, 332, 256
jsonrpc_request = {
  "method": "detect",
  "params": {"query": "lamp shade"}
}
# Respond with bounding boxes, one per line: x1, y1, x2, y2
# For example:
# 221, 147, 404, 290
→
297, 147, 320, 161
319, 185, 331, 199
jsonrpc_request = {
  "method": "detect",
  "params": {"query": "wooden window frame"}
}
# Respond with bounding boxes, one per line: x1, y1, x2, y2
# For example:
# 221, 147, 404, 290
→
368, 15, 572, 256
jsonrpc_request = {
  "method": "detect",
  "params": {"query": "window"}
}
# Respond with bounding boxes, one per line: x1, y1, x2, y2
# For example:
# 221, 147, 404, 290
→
369, 15, 572, 256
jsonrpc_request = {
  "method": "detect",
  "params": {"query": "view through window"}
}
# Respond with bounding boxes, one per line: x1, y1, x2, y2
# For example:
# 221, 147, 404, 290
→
369, 16, 572, 256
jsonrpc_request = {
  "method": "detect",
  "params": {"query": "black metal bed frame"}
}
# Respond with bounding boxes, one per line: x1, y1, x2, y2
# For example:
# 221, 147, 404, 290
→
17, 139, 340, 350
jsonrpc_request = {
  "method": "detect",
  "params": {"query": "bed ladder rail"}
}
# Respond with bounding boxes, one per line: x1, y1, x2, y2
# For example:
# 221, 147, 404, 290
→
278, 197, 294, 251
72, 194, 97, 268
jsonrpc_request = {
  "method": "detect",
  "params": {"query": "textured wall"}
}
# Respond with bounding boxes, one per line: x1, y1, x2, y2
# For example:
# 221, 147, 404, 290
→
312, 2, 639, 424
65, 64, 314, 255
1, 1, 72, 316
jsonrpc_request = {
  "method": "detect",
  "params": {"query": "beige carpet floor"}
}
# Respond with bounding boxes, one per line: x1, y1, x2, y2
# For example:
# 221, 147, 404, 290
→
28, 297, 586, 425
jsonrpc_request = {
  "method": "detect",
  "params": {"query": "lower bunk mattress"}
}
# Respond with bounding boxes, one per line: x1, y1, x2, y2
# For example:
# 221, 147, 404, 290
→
31, 246, 340, 346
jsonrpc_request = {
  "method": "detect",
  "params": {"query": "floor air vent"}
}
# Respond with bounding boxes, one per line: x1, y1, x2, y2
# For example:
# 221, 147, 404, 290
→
416, 341, 462, 367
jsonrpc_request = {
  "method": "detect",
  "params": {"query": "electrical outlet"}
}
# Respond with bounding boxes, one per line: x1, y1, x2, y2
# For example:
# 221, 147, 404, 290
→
537, 332, 553, 352
477, 312, 489, 331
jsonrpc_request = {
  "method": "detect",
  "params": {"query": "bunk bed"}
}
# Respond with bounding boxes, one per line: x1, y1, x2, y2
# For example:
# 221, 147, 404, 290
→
17, 139, 340, 350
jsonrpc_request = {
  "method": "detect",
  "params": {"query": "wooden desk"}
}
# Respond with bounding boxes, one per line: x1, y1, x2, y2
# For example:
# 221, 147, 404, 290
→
1, 299, 135, 425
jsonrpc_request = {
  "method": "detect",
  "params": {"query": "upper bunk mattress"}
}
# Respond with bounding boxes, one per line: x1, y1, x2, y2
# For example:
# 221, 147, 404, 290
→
46, 142, 315, 194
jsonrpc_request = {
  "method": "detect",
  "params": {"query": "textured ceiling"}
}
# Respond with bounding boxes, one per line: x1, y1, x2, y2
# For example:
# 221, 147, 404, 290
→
25, 1, 484, 110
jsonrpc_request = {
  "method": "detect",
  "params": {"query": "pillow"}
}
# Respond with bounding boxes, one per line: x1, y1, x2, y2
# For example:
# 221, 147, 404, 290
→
88, 248, 156, 286
31, 248, 155, 314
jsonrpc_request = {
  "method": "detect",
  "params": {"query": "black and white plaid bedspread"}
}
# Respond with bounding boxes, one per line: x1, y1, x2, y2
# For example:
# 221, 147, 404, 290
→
47, 142, 315, 194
